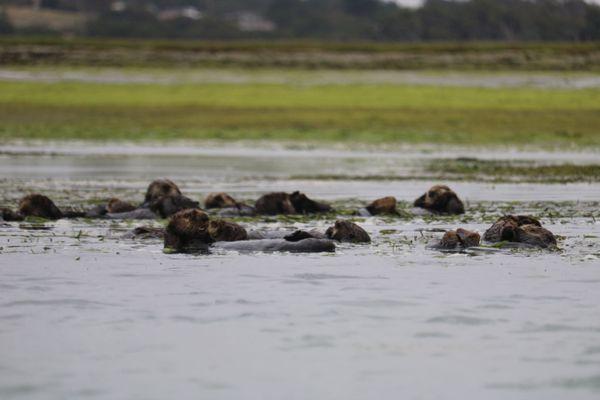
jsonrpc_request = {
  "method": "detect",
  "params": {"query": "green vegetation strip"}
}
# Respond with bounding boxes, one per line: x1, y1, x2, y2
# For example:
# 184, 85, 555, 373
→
2, 38, 600, 71
427, 159, 600, 183
0, 80, 599, 146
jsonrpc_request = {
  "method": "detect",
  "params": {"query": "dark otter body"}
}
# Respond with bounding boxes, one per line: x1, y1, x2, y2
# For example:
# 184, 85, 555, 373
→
483, 215, 541, 242
150, 195, 199, 218
515, 225, 557, 249
284, 229, 326, 242
144, 179, 182, 205
205, 192, 238, 209
289, 191, 331, 214
18, 194, 63, 220
164, 209, 213, 253
208, 220, 248, 242
483, 215, 556, 249
254, 191, 331, 215
365, 196, 398, 216
432, 228, 481, 250
1, 207, 24, 222
326, 220, 371, 243
213, 238, 335, 253
414, 185, 465, 215
254, 192, 296, 215
107, 198, 137, 214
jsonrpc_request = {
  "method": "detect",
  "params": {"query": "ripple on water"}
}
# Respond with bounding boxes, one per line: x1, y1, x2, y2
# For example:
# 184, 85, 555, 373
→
488, 374, 600, 392
518, 323, 600, 333
426, 315, 498, 326
2, 299, 117, 309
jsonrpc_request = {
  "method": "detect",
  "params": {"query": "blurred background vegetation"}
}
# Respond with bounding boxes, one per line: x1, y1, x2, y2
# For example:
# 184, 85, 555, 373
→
1, 0, 599, 41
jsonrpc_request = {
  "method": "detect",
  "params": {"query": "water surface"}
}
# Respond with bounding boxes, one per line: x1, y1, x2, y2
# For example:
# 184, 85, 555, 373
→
1, 143, 599, 400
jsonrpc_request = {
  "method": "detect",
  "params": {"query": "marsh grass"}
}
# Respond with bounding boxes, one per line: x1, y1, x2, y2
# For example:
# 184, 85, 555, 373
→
427, 159, 600, 182
0, 80, 598, 147
2, 38, 600, 70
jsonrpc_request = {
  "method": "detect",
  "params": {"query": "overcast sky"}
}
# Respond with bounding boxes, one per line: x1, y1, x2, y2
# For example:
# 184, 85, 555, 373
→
392, 0, 600, 7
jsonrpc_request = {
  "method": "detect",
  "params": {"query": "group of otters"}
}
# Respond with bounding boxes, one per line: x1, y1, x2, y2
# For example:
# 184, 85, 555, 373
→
0, 179, 558, 253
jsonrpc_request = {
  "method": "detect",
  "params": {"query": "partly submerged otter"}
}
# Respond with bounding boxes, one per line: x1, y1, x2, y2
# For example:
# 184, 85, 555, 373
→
414, 185, 465, 215
358, 196, 398, 216
208, 219, 248, 242
483, 215, 557, 249
205, 192, 238, 209
19, 194, 64, 219
144, 179, 182, 205
254, 191, 331, 215
431, 228, 481, 250
86, 180, 199, 219
284, 220, 371, 244
204, 192, 256, 217
164, 209, 335, 254
164, 209, 213, 253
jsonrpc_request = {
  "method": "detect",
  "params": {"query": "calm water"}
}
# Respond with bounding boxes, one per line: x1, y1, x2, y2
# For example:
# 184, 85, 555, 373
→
1, 143, 599, 400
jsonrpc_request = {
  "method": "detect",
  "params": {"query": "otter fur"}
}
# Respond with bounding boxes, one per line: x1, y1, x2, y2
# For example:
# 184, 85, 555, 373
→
365, 196, 398, 215
414, 185, 465, 215
208, 219, 248, 242
164, 209, 212, 253
326, 220, 371, 243
18, 194, 63, 220
484, 215, 556, 248
144, 179, 182, 205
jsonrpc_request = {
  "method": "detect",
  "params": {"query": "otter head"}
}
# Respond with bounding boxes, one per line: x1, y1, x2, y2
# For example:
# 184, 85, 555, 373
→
254, 192, 296, 215
204, 192, 238, 209
144, 179, 182, 205
107, 198, 137, 214
150, 195, 199, 218
289, 191, 331, 214
1, 207, 23, 222
208, 219, 248, 242
18, 194, 63, 220
325, 220, 371, 243
164, 209, 212, 253
366, 196, 397, 215
414, 185, 465, 215
438, 230, 460, 249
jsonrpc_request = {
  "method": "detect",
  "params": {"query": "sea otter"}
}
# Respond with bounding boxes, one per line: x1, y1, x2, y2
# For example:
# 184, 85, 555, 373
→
207, 219, 248, 242
289, 191, 332, 214
144, 179, 182, 205
254, 191, 331, 215
1, 207, 24, 221
413, 185, 465, 215
163, 208, 213, 253
18, 194, 64, 220
149, 194, 200, 218
483, 215, 556, 248
204, 192, 238, 209
254, 192, 296, 215
164, 209, 335, 253
107, 198, 137, 214
325, 220, 371, 243
204, 192, 256, 217
432, 228, 481, 250
363, 196, 398, 216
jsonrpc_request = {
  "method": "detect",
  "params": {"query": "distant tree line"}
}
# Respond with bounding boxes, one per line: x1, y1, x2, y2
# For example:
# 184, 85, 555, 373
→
1, 0, 600, 40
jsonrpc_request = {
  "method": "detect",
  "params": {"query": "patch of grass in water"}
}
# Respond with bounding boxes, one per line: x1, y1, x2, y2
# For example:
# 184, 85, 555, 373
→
427, 158, 600, 183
